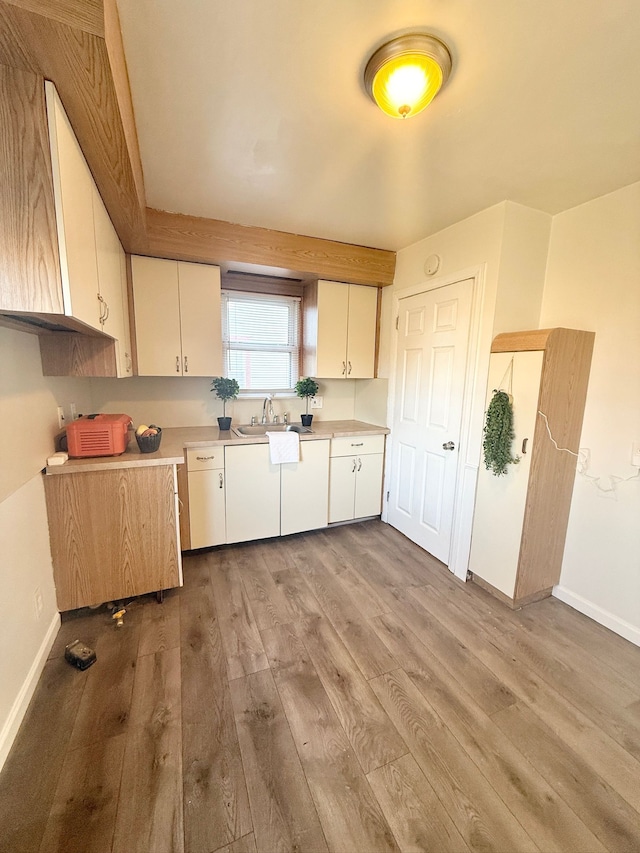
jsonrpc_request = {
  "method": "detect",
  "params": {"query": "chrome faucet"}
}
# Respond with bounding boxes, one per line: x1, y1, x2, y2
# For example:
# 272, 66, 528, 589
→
261, 395, 274, 424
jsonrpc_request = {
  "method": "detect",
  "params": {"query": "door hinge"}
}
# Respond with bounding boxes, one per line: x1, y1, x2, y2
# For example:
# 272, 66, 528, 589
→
395, 316, 399, 330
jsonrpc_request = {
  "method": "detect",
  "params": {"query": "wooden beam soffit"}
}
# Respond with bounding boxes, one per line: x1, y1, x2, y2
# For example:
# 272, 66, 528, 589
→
142, 208, 396, 287
0, 0, 147, 247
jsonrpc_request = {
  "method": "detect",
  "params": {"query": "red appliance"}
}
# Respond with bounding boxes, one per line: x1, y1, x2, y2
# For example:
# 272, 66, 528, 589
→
66, 414, 132, 458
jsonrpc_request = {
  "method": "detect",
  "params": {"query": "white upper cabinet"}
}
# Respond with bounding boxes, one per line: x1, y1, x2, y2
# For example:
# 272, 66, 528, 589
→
46, 82, 101, 331
92, 187, 132, 375
45, 81, 132, 373
304, 280, 378, 379
131, 255, 222, 377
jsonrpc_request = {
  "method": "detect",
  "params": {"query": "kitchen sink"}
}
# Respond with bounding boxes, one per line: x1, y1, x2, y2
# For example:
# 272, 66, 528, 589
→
232, 423, 313, 437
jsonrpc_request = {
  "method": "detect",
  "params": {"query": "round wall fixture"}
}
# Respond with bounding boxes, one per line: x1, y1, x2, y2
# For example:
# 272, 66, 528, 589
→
364, 33, 452, 119
424, 254, 441, 276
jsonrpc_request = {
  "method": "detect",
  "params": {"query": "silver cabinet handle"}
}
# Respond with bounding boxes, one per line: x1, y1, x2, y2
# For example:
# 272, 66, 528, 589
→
176, 356, 180, 373
342, 361, 346, 375
352, 458, 357, 472
184, 355, 188, 374
442, 441, 455, 451
219, 472, 224, 489
98, 293, 107, 324
357, 458, 362, 471
196, 455, 216, 461
522, 438, 528, 454
351, 442, 364, 447
348, 361, 352, 375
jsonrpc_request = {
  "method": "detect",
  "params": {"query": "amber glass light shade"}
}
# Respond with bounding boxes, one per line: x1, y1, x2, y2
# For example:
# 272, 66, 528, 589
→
364, 34, 452, 119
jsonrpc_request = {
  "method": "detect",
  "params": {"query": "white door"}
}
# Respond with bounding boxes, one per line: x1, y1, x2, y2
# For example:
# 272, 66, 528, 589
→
388, 280, 473, 563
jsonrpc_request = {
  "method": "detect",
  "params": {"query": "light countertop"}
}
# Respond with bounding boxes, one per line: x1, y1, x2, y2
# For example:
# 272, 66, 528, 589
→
45, 420, 389, 475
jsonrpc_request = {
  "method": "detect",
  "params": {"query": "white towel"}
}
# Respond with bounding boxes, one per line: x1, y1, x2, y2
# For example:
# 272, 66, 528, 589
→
266, 431, 300, 464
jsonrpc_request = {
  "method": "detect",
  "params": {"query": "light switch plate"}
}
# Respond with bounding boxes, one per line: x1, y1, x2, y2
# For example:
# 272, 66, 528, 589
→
311, 396, 323, 409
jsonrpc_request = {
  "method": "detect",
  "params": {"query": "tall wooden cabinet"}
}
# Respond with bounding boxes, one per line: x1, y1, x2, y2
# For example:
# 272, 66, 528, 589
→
303, 280, 378, 378
469, 328, 594, 607
131, 255, 222, 377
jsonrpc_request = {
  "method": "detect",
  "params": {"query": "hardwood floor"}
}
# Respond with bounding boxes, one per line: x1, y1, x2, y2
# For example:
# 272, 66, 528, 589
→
1, 520, 640, 852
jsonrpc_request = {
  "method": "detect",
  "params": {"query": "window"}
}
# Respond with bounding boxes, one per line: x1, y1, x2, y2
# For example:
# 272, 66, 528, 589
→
222, 290, 301, 391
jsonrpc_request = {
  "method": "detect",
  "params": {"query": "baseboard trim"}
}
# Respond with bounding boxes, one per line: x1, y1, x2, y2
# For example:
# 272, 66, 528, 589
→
0, 611, 61, 772
553, 585, 640, 647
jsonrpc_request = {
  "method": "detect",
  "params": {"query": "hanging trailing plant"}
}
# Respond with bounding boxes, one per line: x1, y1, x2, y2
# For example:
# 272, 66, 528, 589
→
482, 390, 520, 476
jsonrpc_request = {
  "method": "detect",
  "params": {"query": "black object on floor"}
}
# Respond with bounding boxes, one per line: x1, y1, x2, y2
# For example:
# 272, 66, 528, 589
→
64, 640, 97, 671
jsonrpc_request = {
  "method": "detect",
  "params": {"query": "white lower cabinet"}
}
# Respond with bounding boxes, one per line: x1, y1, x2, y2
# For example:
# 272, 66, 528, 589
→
225, 444, 280, 543
187, 448, 226, 549
281, 439, 330, 535
329, 435, 385, 523
225, 440, 330, 543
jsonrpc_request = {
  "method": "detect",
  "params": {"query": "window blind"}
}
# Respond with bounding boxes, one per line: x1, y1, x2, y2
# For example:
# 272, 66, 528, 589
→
221, 290, 301, 391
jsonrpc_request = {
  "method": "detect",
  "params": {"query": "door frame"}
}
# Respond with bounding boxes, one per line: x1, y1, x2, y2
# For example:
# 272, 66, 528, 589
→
382, 265, 487, 581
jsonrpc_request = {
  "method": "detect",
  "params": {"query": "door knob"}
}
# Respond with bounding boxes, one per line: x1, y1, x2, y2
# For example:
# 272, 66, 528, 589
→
442, 441, 455, 451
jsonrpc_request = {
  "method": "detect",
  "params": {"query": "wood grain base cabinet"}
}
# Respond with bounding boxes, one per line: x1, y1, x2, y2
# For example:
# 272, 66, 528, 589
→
469, 328, 594, 607
44, 465, 182, 611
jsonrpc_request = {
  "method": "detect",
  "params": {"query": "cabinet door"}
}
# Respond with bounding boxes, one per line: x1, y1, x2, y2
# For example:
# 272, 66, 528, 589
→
225, 444, 280, 543
92, 187, 131, 378
188, 468, 226, 549
468, 350, 544, 597
131, 255, 182, 376
354, 453, 384, 518
46, 83, 101, 331
346, 285, 377, 378
281, 439, 330, 535
329, 455, 356, 523
316, 280, 349, 377
116, 245, 133, 377
177, 261, 222, 376
44, 465, 182, 610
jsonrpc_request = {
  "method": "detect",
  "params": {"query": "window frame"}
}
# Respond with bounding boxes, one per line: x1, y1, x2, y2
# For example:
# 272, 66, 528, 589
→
221, 289, 302, 394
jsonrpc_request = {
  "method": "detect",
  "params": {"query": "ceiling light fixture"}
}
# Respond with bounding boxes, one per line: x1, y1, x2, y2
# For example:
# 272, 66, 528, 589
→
364, 33, 452, 120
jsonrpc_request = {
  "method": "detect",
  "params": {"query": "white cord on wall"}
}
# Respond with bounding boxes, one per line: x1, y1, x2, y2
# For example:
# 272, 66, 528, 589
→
538, 410, 640, 496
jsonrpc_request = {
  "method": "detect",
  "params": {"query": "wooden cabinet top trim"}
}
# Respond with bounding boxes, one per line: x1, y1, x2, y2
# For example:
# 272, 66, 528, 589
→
491, 327, 595, 353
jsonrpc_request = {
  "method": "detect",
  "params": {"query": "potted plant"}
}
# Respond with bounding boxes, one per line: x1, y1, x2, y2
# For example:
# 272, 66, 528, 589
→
295, 377, 319, 426
211, 376, 240, 431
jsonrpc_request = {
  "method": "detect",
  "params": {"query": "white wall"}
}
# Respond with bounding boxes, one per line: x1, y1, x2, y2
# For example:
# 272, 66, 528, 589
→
0, 326, 93, 769
540, 182, 640, 644
0, 476, 60, 770
88, 376, 366, 427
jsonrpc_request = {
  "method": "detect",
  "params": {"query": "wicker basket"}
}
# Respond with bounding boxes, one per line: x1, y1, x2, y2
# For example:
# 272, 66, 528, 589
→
135, 427, 162, 453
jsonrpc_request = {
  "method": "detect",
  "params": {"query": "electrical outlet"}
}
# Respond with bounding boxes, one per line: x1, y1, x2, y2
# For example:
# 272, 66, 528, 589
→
577, 448, 590, 474
34, 587, 44, 621
57, 406, 65, 430
311, 395, 323, 409
69, 402, 77, 421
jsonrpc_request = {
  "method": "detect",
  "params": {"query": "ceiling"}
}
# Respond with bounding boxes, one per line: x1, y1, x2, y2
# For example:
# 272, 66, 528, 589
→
116, 0, 640, 252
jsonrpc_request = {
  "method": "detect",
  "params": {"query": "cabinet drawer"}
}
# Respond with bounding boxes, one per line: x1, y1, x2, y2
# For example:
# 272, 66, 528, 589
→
187, 447, 224, 471
330, 434, 385, 457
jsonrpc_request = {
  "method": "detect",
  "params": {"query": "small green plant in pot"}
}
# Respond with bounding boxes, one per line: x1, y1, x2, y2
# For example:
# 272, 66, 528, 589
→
211, 376, 240, 431
295, 377, 319, 426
